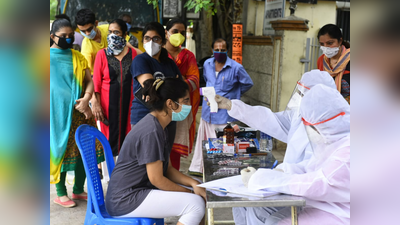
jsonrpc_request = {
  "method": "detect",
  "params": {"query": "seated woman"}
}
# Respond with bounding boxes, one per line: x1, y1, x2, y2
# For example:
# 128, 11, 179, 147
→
105, 78, 206, 225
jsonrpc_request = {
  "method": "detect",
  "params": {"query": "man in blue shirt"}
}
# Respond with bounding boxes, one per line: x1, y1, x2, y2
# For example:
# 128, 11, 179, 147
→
188, 38, 253, 176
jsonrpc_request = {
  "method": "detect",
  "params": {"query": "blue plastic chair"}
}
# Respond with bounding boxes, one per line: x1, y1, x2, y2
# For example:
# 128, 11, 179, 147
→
75, 124, 164, 225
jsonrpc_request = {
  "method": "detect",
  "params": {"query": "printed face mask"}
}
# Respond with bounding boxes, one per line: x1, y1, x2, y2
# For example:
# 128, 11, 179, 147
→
106, 34, 126, 56
80, 27, 97, 40
213, 51, 228, 63
171, 102, 192, 121
320, 46, 340, 58
54, 35, 74, 49
144, 40, 161, 57
168, 32, 185, 47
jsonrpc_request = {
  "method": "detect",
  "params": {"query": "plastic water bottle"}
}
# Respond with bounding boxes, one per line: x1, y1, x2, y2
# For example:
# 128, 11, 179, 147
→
259, 132, 268, 152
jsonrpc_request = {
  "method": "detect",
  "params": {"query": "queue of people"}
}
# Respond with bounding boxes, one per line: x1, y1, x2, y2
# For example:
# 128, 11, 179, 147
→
50, 8, 350, 224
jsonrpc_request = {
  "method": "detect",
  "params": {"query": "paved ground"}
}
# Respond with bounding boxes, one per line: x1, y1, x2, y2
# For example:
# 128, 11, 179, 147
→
50, 107, 286, 224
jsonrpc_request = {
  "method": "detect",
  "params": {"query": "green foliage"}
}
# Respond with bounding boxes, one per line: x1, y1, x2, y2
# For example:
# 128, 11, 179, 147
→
146, 0, 217, 17
184, 0, 217, 17
147, 0, 159, 9
50, 0, 58, 20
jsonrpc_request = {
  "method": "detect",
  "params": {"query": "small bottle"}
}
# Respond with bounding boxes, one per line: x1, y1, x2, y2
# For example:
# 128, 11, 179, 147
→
223, 122, 235, 145
259, 132, 268, 152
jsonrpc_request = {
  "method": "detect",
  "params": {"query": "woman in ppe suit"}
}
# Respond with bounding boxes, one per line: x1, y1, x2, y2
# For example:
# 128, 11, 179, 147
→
214, 69, 336, 174
236, 84, 350, 225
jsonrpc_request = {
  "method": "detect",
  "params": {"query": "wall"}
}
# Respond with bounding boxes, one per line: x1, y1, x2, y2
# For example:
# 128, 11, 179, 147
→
241, 44, 274, 107
284, 1, 337, 38
245, 0, 267, 36
277, 30, 307, 111
245, 0, 336, 37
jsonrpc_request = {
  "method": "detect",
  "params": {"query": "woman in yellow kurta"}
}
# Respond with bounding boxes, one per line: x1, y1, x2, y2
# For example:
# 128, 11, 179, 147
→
50, 18, 104, 208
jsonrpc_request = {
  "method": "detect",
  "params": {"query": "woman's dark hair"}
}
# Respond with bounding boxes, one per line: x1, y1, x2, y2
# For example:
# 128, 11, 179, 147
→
55, 14, 71, 23
109, 19, 128, 36
318, 24, 350, 48
75, 8, 96, 26
51, 18, 72, 34
142, 22, 169, 62
143, 78, 189, 113
50, 18, 73, 46
211, 38, 230, 51
166, 18, 186, 31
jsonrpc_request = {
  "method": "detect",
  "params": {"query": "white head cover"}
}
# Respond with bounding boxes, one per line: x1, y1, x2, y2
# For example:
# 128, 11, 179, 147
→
301, 84, 350, 143
299, 69, 336, 90
301, 84, 350, 162
284, 69, 337, 121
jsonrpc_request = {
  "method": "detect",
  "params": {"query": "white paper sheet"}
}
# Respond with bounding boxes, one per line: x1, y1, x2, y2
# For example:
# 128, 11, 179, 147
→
198, 175, 279, 198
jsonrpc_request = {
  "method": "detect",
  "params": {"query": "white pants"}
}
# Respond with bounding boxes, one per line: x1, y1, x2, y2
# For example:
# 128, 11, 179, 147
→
188, 119, 226, 173
119, 190, 205, 225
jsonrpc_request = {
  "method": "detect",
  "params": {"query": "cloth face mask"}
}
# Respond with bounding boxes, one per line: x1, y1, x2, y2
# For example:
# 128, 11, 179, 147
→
168, 32, 185, 47
320, 46, 340, 58
213, 51, 228, 63
144, 40, 161, 57
54, 35, 74, 49
172, 102, 192, 121
80, 28, 97, 40
106, 34, 126, 56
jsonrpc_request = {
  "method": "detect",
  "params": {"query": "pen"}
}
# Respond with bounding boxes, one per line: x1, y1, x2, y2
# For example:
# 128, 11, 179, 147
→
271, 160, 278, 170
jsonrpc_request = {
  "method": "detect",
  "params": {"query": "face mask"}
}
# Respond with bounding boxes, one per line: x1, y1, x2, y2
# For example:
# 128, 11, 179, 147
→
168, 32, 185, 47
106, 34, 127, 56
144, 40, 161, 57
171, 102, 192, 121
126, 23, 132, 31
320, 46, 340, 58
214, 51, 228, 63
54, 35, 74, 49
80, 27, 97, 40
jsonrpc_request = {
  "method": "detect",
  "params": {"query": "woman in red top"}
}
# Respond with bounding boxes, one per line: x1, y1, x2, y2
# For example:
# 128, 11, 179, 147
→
317, 24, 350, 104
164, 18, 200, 170
91, 19, 142, 156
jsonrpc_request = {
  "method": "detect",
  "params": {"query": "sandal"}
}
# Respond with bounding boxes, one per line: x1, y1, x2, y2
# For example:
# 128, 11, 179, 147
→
53, 196, 76, 208
72, 192, 88, 201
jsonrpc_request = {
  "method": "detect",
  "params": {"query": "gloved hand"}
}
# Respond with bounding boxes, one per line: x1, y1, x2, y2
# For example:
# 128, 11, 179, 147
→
215, 95, 232, 110
205, 95, 232, 110
204, 95, 232, 110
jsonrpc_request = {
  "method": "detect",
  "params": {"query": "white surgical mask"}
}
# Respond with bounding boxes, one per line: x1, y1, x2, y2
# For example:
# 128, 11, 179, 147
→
144, 40, 161, 57
80, 28, 97, 40
320, 46, 340, 58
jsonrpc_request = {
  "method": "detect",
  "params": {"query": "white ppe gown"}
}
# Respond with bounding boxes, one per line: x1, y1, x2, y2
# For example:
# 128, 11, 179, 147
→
227, 70, 336, 174
246, 85, 351, 224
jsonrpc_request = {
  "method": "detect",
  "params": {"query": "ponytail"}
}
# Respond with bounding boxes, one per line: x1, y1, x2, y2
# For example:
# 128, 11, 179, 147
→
142, 78, 189, 113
